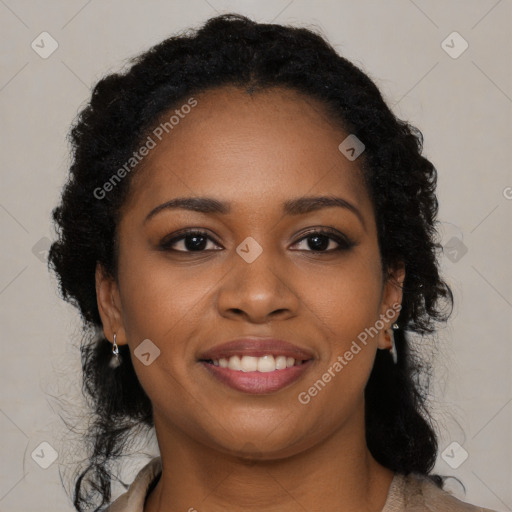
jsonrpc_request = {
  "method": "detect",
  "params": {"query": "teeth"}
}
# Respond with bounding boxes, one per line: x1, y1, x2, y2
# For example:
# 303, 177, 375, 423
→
228, 355, 241, 370
240, 355, 258, 372
275, 355, 287, 370
211, 354, 304, 372
257, 355, 275, 372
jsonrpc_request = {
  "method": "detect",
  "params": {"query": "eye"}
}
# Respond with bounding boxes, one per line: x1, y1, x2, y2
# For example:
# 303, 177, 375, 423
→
159, 229, 222, 252
291, 228, 354, 253
159, 227, 354, 254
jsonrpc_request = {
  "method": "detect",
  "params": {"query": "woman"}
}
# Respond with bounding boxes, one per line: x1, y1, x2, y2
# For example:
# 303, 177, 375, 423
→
48, 13, 496, 512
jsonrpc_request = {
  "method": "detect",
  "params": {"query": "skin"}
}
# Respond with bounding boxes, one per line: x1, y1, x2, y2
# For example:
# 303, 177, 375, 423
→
96, 85, 405, 512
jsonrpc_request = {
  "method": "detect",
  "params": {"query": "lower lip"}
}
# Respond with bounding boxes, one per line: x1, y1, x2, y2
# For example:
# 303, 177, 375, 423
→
200, 360, 313, 394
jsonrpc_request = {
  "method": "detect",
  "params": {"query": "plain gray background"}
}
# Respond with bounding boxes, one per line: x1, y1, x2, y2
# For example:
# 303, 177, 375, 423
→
0, 1, 511, 510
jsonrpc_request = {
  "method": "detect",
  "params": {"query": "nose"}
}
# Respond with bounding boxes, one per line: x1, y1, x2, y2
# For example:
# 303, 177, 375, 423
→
216, 246, 300, 324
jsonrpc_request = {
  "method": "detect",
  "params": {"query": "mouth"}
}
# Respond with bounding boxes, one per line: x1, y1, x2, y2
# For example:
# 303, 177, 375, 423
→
198, 338, 314, 394
201, 354, 308, 371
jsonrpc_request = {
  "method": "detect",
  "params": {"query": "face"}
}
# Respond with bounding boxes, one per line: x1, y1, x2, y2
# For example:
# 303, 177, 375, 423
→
96, 85, 404, 459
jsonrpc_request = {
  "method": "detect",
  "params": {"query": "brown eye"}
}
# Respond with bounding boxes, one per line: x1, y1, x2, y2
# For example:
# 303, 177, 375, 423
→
292, 229, 354, 253
159, 230, 222, 252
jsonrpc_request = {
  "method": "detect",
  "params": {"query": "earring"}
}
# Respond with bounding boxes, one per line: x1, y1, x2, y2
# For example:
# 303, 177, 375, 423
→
388, 323, 399, 365
109, 332, 122, 369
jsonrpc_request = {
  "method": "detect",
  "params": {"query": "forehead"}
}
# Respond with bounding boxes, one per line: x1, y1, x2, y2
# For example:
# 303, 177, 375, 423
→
122, 86, 372, 221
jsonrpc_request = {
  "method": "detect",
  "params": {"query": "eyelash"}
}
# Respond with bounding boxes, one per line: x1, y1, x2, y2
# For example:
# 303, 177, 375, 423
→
159, 227, 355, 254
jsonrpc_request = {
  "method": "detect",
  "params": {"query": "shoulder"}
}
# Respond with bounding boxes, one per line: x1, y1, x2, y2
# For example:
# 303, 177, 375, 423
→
103, 459, 498, 512
382, 471, 498, 512
103, 456, 162, 512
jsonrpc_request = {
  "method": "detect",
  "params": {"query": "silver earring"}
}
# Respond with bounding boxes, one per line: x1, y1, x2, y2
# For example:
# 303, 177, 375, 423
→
109, 333, 122, 369
389, 323, 399, 365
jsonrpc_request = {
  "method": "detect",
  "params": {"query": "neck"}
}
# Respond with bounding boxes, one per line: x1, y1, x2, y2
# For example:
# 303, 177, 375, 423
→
145, 402, 394, 512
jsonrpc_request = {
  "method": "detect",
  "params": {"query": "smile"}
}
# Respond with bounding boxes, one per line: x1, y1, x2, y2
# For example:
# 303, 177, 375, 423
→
206, 354, 307, 372
198, 337, 315, 394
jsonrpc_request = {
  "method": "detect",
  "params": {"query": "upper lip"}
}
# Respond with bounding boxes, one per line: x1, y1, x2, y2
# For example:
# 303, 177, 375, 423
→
198, 337, 314, 361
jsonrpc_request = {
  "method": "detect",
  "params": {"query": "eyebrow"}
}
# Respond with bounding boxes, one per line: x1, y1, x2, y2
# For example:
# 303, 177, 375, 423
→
144, 195, 365, 228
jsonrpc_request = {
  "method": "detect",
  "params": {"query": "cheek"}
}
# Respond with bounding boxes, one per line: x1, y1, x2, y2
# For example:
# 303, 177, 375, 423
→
295, 264, 383, 426
301, 255, 383, 342
118, 253, 212, 343
118, 235, 384, 349
116, 247, 214, 410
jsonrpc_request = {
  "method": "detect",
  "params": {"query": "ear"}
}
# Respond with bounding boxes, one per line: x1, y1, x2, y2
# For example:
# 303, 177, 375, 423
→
95, 262, 127, 345
377, 263, 405, 350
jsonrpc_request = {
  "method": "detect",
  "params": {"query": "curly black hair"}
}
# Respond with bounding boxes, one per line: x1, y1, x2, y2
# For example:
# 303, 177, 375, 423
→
48, 13, 454, 511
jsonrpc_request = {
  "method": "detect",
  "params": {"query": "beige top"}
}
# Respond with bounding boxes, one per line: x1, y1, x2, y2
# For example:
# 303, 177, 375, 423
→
105, 456, 497, 512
